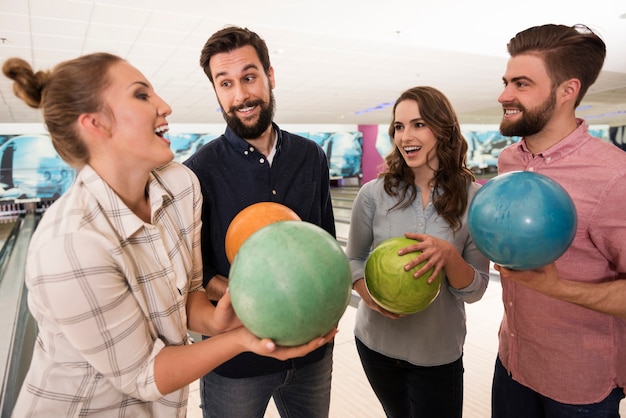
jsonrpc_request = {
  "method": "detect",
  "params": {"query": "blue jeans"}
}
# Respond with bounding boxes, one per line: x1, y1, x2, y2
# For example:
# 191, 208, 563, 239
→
199, 343, 332, 418
355, 337, 464, 418
492, 356, 625, 418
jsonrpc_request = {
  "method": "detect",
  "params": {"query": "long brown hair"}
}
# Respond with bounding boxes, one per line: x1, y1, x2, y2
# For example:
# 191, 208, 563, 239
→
382, 86, 474, 231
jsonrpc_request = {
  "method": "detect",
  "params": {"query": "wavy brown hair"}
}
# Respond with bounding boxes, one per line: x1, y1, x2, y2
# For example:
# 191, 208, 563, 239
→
2, 52, 123, 167
382, 86, 474, 231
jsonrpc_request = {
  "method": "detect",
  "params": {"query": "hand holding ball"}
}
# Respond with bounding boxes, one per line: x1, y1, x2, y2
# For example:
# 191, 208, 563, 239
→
228, 218, 352, 346
364, 237, 442, 315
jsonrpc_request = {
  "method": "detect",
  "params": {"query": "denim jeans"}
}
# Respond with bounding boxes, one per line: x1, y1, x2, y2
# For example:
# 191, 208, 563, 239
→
492, 356, 625, 418
198, 343, 332, 418
355, 337, 464, 418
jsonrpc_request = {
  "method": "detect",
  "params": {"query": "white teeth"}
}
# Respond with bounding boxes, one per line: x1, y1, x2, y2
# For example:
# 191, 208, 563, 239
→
155, 125, 169, 134
239, 106, 254, 112
404, 146, 421, 152
505, 109, 520, 115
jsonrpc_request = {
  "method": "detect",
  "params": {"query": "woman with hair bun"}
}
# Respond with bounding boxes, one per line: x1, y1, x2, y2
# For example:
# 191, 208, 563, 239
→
3, 54, 335, 417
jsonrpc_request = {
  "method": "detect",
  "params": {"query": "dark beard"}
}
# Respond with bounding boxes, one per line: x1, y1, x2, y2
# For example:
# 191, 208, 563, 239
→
221, 91, 275, 139
500, 91, 556, 137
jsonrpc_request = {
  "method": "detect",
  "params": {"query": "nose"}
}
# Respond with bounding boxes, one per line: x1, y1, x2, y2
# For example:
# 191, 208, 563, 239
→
233, 81, 250, 105
498, 84, 513, 104
156, 93, 172, 117
398, 127, 414, 141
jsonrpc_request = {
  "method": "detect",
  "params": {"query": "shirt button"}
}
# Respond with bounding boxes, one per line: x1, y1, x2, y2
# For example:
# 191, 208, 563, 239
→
510, 333, 515, 337
249, 146, 254, 152
259, 158, 265, 164
528, 167, 534, 172
244, 150, 249, 155
546, 157, 552, 162
509, 301, 513, 307
272, 190, 277, 195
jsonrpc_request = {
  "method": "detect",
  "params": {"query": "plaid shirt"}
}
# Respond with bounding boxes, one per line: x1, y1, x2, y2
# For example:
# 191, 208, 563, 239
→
13, 162, 204, 417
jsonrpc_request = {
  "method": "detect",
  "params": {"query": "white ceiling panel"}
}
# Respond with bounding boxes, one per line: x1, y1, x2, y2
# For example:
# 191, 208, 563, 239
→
0, 0, 624, 127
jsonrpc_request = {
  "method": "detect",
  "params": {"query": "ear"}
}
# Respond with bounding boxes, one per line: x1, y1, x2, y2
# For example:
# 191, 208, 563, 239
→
560, 78, 581, 106
268, 66, 276, 90
77, 113, 111, 139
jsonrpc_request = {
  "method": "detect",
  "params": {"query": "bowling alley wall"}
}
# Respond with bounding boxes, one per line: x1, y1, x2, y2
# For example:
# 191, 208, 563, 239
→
0, 122, 622, 220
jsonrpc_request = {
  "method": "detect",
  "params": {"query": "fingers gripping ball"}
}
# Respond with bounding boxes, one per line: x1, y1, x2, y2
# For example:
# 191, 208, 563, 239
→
364, 237, 443, 315
225, 202, 301, 263
228, 220, 352, 346
468, 171, 577, 270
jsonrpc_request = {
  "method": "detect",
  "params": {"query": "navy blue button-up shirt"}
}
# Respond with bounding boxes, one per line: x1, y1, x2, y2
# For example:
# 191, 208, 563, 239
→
184, 123, 336, 377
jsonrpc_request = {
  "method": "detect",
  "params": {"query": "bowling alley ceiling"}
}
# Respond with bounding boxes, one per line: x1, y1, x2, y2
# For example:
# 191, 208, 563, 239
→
1, 0, 626, 127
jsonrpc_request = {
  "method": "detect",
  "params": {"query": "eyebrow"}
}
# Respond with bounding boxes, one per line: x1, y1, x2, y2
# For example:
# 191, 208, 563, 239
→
214, 63, 260, 80
503, 76, 533, 84
395, 117, 424, 124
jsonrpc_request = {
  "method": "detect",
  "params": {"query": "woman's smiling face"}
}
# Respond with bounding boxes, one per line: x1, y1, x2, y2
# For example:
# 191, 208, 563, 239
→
392, 99, 439, 176
98, 60, 174, 170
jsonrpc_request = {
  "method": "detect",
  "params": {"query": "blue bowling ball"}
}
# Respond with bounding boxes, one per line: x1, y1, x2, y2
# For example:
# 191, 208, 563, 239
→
468, 171, 577, 270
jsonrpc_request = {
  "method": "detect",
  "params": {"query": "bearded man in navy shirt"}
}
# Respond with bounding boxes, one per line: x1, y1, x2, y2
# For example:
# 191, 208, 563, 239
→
184, 26, 336, 418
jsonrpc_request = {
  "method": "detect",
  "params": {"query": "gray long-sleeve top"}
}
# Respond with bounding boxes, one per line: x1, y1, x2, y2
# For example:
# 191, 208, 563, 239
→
346, 178, 489, 366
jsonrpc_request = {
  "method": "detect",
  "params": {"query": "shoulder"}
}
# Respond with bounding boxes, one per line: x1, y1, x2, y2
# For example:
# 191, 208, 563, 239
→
468, 181, 483, 197
588, 137, 626, 165
28, 216, 115, 275
281, 130, 325, 151
152, 163, 202, 212
499, 140, 522, 157
154, 162, 200, 190
156, 160, 197, 179
183, 135, 226, 167
357, 178, 385, 201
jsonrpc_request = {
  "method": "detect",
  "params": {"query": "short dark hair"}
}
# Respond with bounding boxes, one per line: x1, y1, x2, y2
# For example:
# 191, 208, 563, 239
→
199, 26, 271, 83
506, 24, 606, 107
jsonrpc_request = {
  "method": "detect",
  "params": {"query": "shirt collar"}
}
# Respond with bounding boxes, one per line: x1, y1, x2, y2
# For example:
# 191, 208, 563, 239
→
517, 118, 591, 163
224, 122, 283, 156
77, 164, 171, 239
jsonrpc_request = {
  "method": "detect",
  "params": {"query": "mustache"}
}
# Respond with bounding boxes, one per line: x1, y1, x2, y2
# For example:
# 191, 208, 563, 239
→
501, 101, 525, 111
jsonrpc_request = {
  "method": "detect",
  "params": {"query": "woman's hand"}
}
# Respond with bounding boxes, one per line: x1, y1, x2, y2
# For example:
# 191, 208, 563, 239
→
353, 278, 402, 319
240, 327, 338, 360
211, 289, 243, 333
399, 232, 451, 283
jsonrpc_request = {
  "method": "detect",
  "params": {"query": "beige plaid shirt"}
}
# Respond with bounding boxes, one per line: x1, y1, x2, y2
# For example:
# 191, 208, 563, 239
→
13, 162, 203, 417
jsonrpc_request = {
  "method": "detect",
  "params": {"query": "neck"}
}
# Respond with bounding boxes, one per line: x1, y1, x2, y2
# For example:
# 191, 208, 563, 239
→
525, 117, 579, 155
90, 160, 152, 223
249, 125, 275, 157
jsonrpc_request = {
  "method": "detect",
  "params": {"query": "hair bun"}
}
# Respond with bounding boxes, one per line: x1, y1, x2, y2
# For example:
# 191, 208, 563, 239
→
2, 57, 48, 109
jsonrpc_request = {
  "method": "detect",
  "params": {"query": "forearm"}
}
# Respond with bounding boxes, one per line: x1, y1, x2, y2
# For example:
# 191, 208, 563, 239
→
154, 329, 245, 395
186, 289, 241, 336
204, 274, 228, 301
551, 276, 626, 319
498, 265, 626, 319
442, 248, 476, 290
154, 324, 337, 395
186, 291, 217, 335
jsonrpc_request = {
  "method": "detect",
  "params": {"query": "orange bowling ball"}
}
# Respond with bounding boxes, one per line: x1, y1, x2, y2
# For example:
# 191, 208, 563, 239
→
225, 202, 301, 263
